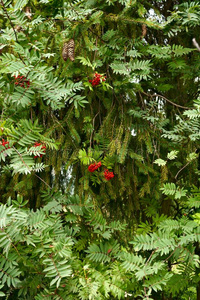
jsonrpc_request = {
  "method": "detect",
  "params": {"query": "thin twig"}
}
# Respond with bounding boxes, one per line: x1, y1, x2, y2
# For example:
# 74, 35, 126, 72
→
175, 161, 190, 180
88, 28, 105, 43
94, 36, 98, 61
164, 245, 181, 262
142, 91, 190, 110
145, 249, 156, 266
89, 111, 99, 150
34, 173, 52, 189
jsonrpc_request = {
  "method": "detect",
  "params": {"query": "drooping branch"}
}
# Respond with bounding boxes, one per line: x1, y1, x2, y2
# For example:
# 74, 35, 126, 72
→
142, 91, 190, 110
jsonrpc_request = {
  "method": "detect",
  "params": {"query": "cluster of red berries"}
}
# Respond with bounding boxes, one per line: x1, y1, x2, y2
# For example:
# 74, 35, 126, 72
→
88, 161, 114, 181
103, 169, 114, 181
0, 139, 10, 151
88, 161, 102, 172
33, 142, 46, 158
14, 75, 30, 88
89, 73, 106, 87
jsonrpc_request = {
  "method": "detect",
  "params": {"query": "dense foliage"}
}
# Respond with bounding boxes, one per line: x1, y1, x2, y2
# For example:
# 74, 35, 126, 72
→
1, 0, 200, 299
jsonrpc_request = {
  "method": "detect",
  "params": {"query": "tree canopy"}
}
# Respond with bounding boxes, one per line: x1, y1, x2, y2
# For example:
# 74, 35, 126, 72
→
1, 0, 200, 299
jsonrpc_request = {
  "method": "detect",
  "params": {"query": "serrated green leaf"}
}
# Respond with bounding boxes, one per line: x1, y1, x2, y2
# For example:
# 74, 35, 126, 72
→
154, 159, 166, 166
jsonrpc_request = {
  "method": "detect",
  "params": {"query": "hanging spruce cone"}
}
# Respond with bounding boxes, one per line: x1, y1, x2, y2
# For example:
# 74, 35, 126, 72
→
67, 39, 75, 61
15, 25, 23, 32
25, 7, 32, 20
62, 42, 68, 61
141, 24, 147, 38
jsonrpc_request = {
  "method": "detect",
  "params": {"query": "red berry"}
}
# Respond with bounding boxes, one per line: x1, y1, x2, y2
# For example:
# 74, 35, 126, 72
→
104, 169, 114, 181
33, 142, 46, 158
88, 161, 102, 172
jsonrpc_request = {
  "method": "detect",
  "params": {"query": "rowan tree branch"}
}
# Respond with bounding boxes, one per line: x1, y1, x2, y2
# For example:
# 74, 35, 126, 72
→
0, 0, 25, 64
